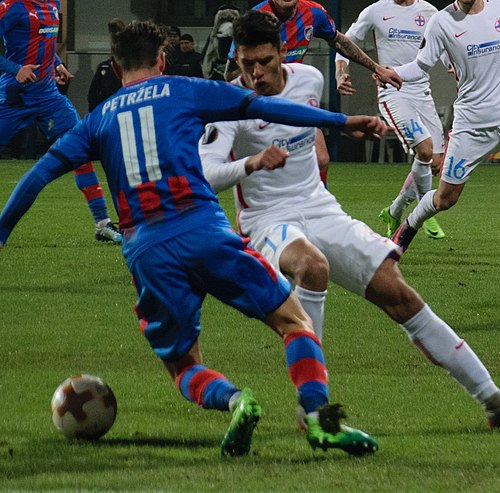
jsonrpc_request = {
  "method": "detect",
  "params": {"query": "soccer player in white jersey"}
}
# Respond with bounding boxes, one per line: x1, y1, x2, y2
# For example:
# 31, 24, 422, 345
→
335, 0, 446, 240
391, 0, 500, 256
199, 10, 500, 429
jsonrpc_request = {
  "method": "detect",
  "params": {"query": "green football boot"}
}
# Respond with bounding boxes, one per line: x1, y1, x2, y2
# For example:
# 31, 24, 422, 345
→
305, 404, 379, 456
221, 388, 262, 457
379, 206, 401, 238
423, 217, 445, 239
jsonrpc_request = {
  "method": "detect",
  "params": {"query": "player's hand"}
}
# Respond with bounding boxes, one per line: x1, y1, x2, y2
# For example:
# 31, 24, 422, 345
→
344, 115, 392, 141
55, 64, 74, 86
245, 145, 289, 174
336, 73, 356, 96
16, 64, 40, 83
374, 65, 402, 90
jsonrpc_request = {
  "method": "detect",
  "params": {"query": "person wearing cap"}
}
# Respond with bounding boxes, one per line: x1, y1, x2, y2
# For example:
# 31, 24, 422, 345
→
166, 32, 203, 77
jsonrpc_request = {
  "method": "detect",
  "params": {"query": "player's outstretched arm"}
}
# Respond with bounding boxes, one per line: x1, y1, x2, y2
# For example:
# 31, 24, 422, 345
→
330, 32, 402, 90
344, 115, 391, 141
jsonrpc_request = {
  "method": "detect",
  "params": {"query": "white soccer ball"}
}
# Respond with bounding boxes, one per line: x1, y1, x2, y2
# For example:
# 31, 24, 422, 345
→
51, 374, 117, 440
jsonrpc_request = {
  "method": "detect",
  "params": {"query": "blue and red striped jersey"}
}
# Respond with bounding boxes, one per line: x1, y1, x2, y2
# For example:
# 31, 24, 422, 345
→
0, 0, 61, 96
229, 0, 337, 63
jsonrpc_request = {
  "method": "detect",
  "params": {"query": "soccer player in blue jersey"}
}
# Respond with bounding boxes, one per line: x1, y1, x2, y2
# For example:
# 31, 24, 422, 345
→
0, 18, 397, 456
0, 0, 120, 243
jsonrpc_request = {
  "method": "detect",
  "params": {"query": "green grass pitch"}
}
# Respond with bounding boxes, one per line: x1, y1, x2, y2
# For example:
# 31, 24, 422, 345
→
0, 161, 499, 492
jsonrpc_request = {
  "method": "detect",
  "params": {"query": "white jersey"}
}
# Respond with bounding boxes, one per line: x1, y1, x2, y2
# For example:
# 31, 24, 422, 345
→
416, 0, 500, 129
199, 63, 335, 235
340, 0, 438, 98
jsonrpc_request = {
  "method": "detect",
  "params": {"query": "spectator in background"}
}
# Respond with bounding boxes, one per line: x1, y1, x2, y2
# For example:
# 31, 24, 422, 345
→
87, 57, 122, 112
165, 33, 203, 77
201, 6, 239, 80
166, 26, 182, 66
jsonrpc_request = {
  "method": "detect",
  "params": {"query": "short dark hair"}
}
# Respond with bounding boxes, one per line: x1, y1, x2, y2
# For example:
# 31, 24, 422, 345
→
232, 10, 281, 51
108, 19, 167, 72
180, 33, 194, 42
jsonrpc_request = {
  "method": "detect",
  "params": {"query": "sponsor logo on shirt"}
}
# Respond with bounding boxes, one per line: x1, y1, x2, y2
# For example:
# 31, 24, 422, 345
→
388, 28, 422, 42
38, 25, 59, 37
383, 16, 394, 21
454, 31, 467, 38
286, 46, 308, 61
272, 129, 315, 153
467, 39, 500, 58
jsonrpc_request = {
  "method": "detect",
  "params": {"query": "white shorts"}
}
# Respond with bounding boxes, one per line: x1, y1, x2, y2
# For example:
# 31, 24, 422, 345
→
379, 93, 444, 154
441, 127, 500, 185
247, 199, 400, 298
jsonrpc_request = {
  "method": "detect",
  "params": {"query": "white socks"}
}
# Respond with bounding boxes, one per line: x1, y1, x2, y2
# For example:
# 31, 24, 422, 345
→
407, 190, 438, 229
411, 158, 433, 199
390, 171, 417, 221
294, 285, 327, 341
402, 304, 499, 402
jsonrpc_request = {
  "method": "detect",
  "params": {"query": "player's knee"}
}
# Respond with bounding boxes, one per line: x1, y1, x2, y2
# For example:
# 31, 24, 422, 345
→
415, 148, 433, 163
366, 260, 424, 323
293, 249, 329, 291
414, 139, 433, 162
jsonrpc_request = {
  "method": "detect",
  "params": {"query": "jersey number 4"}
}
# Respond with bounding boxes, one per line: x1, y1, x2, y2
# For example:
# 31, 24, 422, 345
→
118, 106, 161, 187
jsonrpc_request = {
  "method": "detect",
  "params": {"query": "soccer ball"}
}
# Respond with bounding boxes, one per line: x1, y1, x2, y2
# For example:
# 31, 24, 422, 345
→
51, 374, 117, 440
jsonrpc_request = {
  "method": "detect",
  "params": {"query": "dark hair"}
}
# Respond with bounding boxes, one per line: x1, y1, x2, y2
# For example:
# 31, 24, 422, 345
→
108, 19, 168, 72
232, 10, 281, 51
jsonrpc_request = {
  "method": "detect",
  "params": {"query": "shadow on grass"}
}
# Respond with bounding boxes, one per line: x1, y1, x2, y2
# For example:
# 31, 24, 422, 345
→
99, 436, 216, 448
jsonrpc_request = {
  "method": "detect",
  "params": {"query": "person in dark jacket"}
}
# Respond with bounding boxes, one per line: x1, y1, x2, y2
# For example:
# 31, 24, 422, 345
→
87, 57, 122, 112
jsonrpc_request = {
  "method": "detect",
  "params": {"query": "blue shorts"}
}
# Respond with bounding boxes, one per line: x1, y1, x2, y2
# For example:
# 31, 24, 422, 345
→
0, 90, 80, 145
130, 222, 291, 362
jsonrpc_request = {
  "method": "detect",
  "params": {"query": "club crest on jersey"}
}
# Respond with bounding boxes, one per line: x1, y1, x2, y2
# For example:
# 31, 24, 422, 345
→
304, 25, 314, 41
495, 18, 500, 33
414, 15, 425, 27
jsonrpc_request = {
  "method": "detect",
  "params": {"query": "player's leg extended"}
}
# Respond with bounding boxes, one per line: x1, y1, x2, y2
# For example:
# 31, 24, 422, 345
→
72, 163, 121, 243
378, 100, 444, 238
38, 94, 121, 243
265, 296, 378, 455
131, 238, 259, 456
366, 257, 500, 427
393, 128, 500, 251
392, 171, 464, 252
